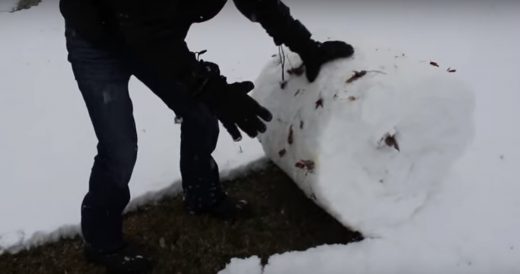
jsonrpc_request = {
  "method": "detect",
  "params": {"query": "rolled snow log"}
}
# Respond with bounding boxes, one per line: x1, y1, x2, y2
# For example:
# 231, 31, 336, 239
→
253, 46, 474, 236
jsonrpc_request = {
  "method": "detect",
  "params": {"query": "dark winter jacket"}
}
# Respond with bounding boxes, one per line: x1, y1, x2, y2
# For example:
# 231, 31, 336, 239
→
60, 0, 310, 90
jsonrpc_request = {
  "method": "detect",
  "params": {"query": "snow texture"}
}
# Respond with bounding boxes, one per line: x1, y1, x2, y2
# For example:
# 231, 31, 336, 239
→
2, 0, 520, 273
218, 256, 263, 274
220, 1, 520, 273
253, 46, 474, 236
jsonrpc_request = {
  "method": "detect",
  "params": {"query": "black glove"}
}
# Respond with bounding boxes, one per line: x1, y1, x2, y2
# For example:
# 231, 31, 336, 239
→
213, 81, 273, 141
193, 61, 273, 141
301, 40, 354, 82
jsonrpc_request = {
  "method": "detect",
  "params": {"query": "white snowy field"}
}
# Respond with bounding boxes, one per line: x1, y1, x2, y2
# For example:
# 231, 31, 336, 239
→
1, 0, 520, 273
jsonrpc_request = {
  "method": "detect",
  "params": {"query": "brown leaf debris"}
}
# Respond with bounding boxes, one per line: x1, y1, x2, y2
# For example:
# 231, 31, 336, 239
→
295, 160, 315, 173
385, 135, 400, 151
315, 97, 324, 109
346, 70, 367, 84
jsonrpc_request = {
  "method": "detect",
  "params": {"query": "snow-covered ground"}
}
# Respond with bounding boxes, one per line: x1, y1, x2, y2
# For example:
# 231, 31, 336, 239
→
1, 0, 520, 273
222, 1, 520, 273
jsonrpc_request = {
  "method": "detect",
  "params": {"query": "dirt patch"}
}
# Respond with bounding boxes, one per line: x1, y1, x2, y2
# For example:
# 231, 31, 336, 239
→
0, 162, 362, 274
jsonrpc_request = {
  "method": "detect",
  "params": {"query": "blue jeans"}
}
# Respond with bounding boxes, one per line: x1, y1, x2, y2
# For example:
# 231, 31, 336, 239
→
65, 28, 224, 251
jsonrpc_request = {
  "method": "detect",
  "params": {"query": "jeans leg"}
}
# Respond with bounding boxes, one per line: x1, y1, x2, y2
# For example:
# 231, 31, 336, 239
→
66, 28, 136, 251
180, 103, 224, 211
132, 66, 224, 211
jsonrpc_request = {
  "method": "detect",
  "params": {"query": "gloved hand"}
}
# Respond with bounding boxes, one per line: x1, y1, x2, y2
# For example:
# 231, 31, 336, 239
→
192, 61, 272, 141
302, 40, 354, 82
211, 81, 272, 141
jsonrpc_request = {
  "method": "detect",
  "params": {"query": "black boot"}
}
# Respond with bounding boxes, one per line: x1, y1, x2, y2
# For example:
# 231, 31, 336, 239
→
84, 243, 152, 274
187, 196, 253, 220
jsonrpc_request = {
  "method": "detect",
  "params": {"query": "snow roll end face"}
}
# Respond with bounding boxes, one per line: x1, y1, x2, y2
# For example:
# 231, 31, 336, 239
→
254, 44, 475, 234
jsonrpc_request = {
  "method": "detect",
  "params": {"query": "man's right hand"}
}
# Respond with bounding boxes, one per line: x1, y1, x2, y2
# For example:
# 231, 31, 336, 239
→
210, 81, 273, 141
189, 60, 272, 141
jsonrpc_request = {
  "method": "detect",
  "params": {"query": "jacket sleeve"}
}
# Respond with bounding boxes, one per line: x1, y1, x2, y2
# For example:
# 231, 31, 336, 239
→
233, 0, 312, 52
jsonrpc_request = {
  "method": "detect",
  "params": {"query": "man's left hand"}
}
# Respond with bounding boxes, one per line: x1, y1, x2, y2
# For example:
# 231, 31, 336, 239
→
303, 40, 354, 82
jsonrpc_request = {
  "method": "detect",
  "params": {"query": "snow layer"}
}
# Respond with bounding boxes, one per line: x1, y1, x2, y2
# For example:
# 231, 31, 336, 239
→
254, 47, 474, 236
221, 1, 520, 273
218, 256, 263, 274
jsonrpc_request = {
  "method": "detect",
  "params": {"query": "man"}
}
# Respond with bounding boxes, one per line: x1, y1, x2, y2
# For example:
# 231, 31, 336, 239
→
60, 0, 353, 272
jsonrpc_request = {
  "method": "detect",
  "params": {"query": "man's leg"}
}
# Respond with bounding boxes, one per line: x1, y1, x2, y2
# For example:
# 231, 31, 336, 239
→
65, 28, 136, 251
133, 70, 250, 218
132, 68, 226, 212
179, 103, 224, 211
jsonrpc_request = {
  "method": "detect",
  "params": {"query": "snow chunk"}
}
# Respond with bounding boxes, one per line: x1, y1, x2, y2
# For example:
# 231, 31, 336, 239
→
253, 45, 474, 236
218, 256, 263, 274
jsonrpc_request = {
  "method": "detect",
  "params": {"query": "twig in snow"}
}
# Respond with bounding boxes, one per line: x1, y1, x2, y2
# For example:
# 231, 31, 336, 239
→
447, 67, 457, 73
346, 70, 386, 84
279, 46, 288, 89
287, 125, 294, 145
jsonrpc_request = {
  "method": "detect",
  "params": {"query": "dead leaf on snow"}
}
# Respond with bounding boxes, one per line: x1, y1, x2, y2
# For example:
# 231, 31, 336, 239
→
346, 70, 367, 84
295, 160, 315, 173
385, 135, 400, 151
315, 97, 324, 109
